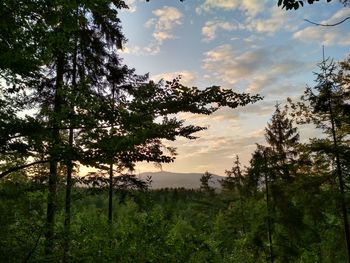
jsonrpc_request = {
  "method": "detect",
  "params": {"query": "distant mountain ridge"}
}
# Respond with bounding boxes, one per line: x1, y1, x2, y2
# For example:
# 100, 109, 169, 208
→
137, 171, 223, 189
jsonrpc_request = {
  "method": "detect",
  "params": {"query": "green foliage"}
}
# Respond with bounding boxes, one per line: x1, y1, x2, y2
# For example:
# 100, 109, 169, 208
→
0, 1, 261, 259
200, 171, 216, 193
1, 0, 349, 262
277, 0, 348, 10
0, 173, 349, 262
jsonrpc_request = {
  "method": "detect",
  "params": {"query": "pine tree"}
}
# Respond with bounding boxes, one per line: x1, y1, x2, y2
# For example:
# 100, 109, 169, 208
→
265, 104, 300, 181
200, 171, 215, 194
290, 56, 350, 262
245, 105, 301, 262
221, 155, 244, 192
221, 155, 246, 234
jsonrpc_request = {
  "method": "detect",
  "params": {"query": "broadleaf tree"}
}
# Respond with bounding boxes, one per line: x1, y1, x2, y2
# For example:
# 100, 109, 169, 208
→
0, 0, 262, 261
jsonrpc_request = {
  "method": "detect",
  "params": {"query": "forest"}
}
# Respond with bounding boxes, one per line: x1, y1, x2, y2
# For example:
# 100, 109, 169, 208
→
1, 0, 350, 262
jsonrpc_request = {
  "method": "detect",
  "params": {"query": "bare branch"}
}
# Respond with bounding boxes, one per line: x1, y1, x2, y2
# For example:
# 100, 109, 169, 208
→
304, 16, 350, 26
0, 159, 49, 179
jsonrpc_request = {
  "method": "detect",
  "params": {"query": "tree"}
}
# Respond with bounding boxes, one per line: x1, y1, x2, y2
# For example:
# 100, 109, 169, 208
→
221, 155, 244, 192
200, 171, 215, 193
158, 0, 349, 9
2, 0, 134, 259
277, 0, 349, 10
277, 0, 350, 26
0, 1, 47, 76
0, 1, 262, 261
221, 155, 246, 234
289, 56, 350, 262
247, 145, 274, 263
265, 104, 300, 182
243, 105, 302, 262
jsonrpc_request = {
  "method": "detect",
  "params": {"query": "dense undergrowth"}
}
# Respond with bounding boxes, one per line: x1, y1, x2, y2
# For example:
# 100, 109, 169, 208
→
0, 174, 347, 263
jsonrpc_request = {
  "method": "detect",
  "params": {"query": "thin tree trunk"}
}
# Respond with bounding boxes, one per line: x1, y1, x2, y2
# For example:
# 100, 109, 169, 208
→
264, 151, 274, 263
108, 163, 113, 224
108, 86, 116, 252
45, 52, 65, 260
23, 228, 43, 263
236, 162, 246, 235
329, 98, 350, 262
45, 161, 58, 259
63, 128, 74, 263
238, 193, 246, 234
63, 23, 78, 262
108, 86, 115, 225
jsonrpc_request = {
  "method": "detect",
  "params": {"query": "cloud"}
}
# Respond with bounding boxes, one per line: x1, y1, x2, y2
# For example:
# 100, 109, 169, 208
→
199, 5, 301, 37
151, 70, 196, 86
323, 8, 350, 25
237, 100, 276, 116
121, 6, 183, 56
196, 0, 266, 17
293, 9, 350, 46
123, 0, 138, 13
153, 31, 174, 42
135, 123, 266, 175
172, 131, 266, 165
173, 107, 240, 130
121, 43, 160, 55
144, 18, 156, 28
294, 27, 350, 46
245, 6, 299, 34
196, 0, 240, 13
147, 6, 183, 43
122, 5, 183, 55
134, 102, 275, 175
143, 43, 161, 54
246, 75, 277, 93
202, 43, 311, 95
211, 107, 240, 122
269, 58, 308, 76
202, 44, 269, 84
202, 20, 239, 41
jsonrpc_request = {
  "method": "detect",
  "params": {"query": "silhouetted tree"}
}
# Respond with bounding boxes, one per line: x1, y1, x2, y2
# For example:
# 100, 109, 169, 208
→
278, 0, 349, 10
290, 56, 350, 262
221, 155, 246, 234
200, 171, 215, 194
244, 104, 302, 262
0, 1, 262, 261
265, 104, 300, 182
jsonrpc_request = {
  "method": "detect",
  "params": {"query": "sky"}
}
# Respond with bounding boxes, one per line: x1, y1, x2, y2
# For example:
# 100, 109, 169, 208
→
116, 0, 350, 176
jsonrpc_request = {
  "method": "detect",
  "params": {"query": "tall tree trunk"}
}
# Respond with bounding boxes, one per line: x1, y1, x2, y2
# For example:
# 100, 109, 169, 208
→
108, 87, 116, 251
45, 52, 65, 260
63, 128, 74, 263
236, 162, 246, 235
108, 163, 113, 224
45, 160, 58, 259
108, 87, 116, 225
238, 193, 246, 234
63, 27, 78, 262
329, 97, 350, 262
264, 152, 274, 263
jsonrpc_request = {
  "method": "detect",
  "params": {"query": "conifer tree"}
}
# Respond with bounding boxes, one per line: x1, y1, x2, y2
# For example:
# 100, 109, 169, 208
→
221, 155, 246, 234
290, 56, 350, 262
245, 105, 301, 262
265, 104, 300, 181
248, 145, 274, 263
200, 171, 215, 193
221, 155, 244, 192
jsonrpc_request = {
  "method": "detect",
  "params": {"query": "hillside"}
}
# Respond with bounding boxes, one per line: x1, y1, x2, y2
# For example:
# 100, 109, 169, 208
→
137, 171, 223, 189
